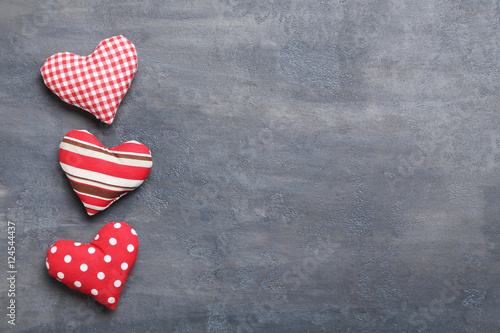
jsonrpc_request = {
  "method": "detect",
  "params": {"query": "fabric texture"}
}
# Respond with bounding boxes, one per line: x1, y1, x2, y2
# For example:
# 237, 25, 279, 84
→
59, 129, 153, 216
46, 222, 138, 310
41, 35, 138, 124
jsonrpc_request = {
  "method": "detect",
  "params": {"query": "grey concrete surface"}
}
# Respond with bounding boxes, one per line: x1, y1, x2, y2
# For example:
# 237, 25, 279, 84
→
1, 0, 499, 332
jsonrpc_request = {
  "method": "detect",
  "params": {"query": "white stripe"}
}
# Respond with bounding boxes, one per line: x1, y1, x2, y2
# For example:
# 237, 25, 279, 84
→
83, 193, 127, 211
60, 141, 153, 168
83, 202, 107, 211
60, 163, 145, 188
64, 136, 152, 157
66, 174, 133, 192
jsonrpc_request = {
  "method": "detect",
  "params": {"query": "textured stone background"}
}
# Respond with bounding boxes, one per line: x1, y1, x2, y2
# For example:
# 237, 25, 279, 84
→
1, 0, 500, 332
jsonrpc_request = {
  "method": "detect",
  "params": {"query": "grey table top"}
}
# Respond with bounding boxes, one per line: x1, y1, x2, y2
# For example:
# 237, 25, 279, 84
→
1, 0, 499, 332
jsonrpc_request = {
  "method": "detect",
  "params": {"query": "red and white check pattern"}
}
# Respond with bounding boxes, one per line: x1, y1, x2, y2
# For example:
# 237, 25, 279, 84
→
41, 36, 138, 124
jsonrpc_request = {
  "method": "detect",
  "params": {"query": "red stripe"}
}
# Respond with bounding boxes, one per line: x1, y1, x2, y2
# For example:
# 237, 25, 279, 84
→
65, 130, 151, 155
60, 149, 151, 180
85, 207, 100, 215
109, 142, 151, 155
75, 192, 117, 209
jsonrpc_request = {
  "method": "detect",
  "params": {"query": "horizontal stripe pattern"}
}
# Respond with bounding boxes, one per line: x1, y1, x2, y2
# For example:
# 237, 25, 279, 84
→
59, 152, 151, 180
60, 140, 153, 165
65, 173, 137, 192
60, 130, 152, 216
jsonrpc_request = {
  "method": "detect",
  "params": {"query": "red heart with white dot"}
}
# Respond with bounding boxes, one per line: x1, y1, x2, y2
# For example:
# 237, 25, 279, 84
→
46, 222, 138, 309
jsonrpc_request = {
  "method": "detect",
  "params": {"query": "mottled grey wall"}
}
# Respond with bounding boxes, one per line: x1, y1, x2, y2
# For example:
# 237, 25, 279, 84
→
1, 0, 499, 332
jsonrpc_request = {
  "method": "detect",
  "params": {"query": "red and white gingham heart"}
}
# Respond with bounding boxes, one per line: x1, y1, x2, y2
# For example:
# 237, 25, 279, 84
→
41, 35, 138, 124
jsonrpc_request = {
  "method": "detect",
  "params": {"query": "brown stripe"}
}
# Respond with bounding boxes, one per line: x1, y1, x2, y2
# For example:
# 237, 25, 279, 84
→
66, 172, 137, 190
62, 138, 152, 161
69, 179, 130, 199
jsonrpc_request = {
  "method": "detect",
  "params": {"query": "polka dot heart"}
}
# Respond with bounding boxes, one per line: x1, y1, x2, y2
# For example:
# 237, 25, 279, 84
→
46, 222, 139, 310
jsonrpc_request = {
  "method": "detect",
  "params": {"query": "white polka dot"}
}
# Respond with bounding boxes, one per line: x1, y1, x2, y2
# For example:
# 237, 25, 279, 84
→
97, 272, 105, 280
108, 297, 115, 304
114, 223, 121, 228
121, 262, 128, 270
80, 264, 88, 272
57, 272, 64, 279
109, 238, 117, 245
91, 289, 98, 296
127, 244, 134, 252
64, 255, 72, 263
94, 234, 99, 240
50, 246, 57, 253
131, 228, 137, 236
74, 242, 81, 246
104, 255, 112, 263
88, 247, 96, 254
45, 261, 50, 270
114, 280, 121, 287
74, 281, 81, 288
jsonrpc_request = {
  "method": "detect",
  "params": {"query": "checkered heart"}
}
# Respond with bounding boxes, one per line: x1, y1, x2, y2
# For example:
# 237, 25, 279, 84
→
46, 222, 139, 310
41, 35, 138, 124
59, 130, 153, 216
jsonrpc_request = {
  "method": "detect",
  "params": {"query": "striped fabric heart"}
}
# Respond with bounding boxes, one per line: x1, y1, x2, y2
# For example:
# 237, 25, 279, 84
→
41, 35, 138, 124
59, 130, 152, 216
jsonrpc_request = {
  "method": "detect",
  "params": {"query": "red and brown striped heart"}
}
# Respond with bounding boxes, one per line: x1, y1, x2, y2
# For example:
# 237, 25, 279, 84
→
59, 130, 153, 216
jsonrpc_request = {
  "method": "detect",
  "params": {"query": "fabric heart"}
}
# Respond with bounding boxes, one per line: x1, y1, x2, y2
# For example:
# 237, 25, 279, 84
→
41, 35, 138, 124
59, 129, 153, 216
46, 222, 139, 310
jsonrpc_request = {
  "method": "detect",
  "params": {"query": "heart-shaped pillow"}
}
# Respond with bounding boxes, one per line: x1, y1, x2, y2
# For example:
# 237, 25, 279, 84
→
60, 129, 153, 216
41, 35, 138, 124
46, 222, 139, 310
